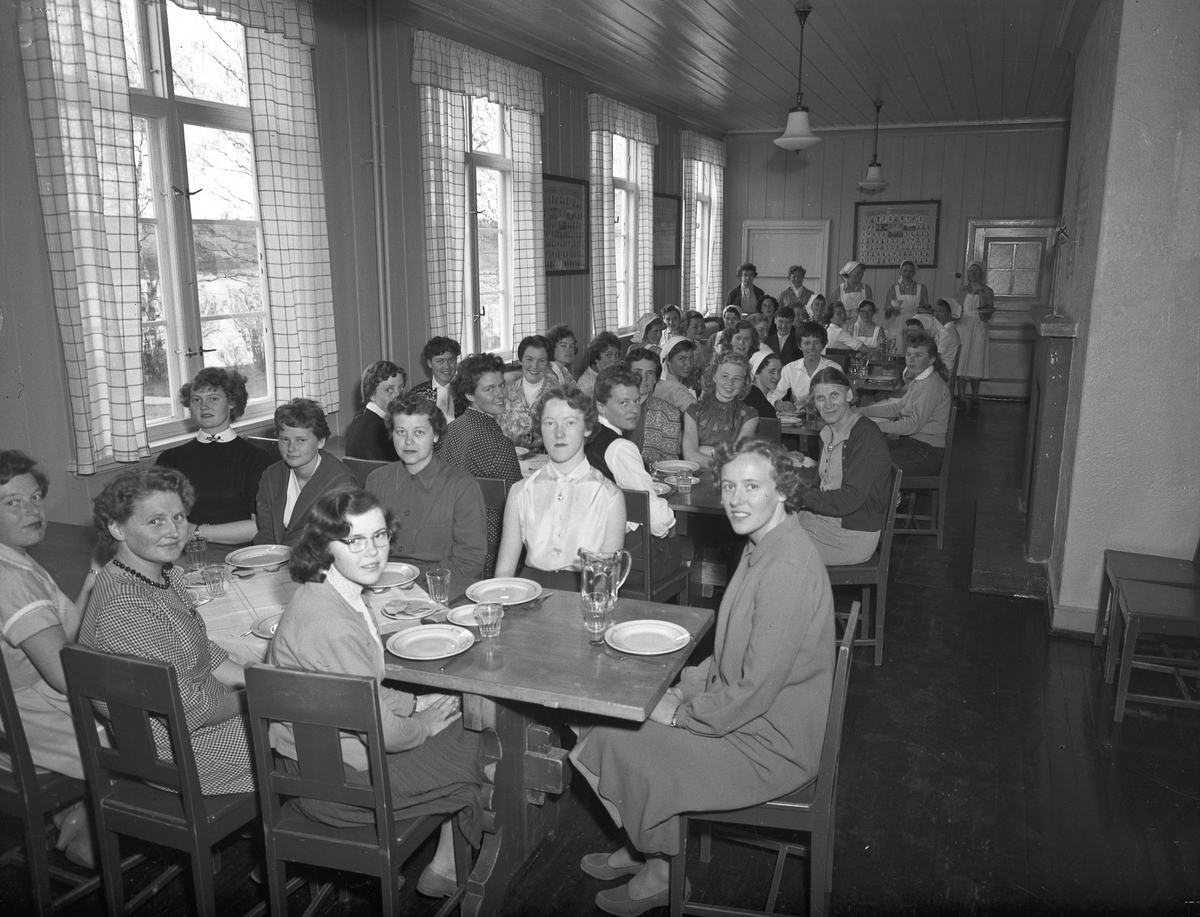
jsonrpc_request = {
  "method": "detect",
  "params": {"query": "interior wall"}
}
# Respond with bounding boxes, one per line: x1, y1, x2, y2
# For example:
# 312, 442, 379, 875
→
1049, 0, 1200, 630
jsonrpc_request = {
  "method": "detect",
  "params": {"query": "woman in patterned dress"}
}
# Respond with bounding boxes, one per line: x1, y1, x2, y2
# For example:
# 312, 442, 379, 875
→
80, 467, 255, 795
545, 324, 578, 387
500, 335, 554, 451
681, 353, 759, 465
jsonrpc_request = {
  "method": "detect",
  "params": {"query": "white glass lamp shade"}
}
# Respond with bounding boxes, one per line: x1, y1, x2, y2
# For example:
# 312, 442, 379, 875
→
858, 162, 888, 193
774, 108, 821, 151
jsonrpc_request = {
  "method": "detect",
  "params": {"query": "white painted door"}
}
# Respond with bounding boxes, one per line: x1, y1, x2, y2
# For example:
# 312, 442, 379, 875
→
741, 220, 830, 305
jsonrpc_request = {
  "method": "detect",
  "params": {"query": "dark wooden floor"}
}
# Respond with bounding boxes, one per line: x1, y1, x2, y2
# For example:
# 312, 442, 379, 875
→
5, 402, 1200, 916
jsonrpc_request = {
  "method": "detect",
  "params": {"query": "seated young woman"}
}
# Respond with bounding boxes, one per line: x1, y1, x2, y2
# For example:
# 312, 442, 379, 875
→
586, 367, 688, 580
269, 486, 484, 898
745, 351, 782, 420
773, 321, 840, 413
682, 352, 759, 465
570, 439, 835, 914
366, 392, 486, 590
0, 451, 101, 866
409, 336, 463, 422
796, 367, 893, 566
344, 360, 406, 462
494, 385, 626, 591
81, 468, 255, 795
156, 367, 273, 545
576, 331, 621, 397
624, 347, 683, 466
716, 319, 760, 361
860, 329, 953, 475
500, 335, 554, 451
255, 398, 355, 547
545, 324, 579, 386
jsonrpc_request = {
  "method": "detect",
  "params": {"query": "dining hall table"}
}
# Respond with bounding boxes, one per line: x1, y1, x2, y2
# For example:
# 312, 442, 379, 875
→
36, 524, 714, 917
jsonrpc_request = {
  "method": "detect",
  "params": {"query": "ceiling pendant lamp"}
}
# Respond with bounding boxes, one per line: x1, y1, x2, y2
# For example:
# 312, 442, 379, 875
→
858, 100, 889, 193
774, 6, 820, 152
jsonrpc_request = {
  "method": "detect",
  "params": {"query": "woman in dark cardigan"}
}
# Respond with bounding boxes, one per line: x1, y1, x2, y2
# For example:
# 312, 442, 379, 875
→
343, 360, 406, 461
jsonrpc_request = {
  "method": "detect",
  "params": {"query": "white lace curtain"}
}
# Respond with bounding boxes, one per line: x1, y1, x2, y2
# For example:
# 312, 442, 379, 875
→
681, 130, 726, 316
588, 93, 657, 333
412, 31, 546, 354
19, 0, 333, 472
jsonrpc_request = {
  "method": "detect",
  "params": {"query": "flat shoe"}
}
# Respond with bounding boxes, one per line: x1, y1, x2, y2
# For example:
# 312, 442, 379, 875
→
416, 864, 457, 898
595, 879, 688, 917
581, 852, 644, 881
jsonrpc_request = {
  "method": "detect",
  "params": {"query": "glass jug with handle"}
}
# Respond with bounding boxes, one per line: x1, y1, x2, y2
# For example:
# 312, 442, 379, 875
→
578, 548, 632, 605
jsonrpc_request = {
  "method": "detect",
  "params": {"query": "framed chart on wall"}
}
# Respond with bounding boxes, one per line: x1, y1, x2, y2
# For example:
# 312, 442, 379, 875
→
543, 175, 589, 274
652, 193, 681, 268
854, 200, 941, 268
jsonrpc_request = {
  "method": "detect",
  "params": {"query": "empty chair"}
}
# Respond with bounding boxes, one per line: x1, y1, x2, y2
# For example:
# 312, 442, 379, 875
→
61, 645, 259, 917
476, 476, 508, 578
668, 602, 859, 917
244, 664, 469, 916
756, 417, 781, 445
343, 457, 391, 489
896, 406, 957, 548
619, 489, 689, 604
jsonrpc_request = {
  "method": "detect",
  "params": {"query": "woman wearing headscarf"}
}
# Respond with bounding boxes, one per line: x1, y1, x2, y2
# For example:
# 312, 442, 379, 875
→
954, 261, 996, 408
834, 261, 873, 316
881, 259, 929, 340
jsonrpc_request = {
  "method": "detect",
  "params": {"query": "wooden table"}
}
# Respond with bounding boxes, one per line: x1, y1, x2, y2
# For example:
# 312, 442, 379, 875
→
384, 591, 713, 916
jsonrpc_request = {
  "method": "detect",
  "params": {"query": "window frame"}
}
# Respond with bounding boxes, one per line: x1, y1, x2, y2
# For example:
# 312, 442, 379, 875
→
692, 160, 714, 312
465, 96, 514, 355
612, 133, 639, 330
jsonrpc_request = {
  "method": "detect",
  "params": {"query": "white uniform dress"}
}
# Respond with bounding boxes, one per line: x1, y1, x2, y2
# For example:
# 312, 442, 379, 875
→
955, 286, 992, 380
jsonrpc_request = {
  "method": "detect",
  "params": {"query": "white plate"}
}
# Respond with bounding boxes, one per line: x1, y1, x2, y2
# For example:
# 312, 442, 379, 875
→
251, 613, 282, 639
180, 570, 207, 588
465, 578, 542, 605
447, 604, 491, 626
651, 481, 673, 496
515, 446, 532, 459
779, 415, 802, 425
374, 562, 420, 590
653, 460, 700, 476
386, 625, 474, 661
381, 598, 440, 620
605, 619, 691, 656
225, 545, 290, 569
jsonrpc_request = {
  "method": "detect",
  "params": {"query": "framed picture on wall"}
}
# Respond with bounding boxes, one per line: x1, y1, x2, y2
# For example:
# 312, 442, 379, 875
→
854, 200, 941, 268
653, 193, 681, 268
543, 175, 589, 274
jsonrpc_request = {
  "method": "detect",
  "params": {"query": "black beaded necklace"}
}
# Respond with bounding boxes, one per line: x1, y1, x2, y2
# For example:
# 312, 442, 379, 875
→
112, 558, 171, 590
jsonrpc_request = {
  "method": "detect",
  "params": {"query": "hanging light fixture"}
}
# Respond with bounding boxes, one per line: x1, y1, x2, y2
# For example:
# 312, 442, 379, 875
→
858, 100, 889, 193
774, 6, 820, 151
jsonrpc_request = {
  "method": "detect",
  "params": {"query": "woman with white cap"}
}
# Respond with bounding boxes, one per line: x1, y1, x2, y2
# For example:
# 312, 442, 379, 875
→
835, 261, 873, 316
882, 259, 929, 340
654, 336, 698, 413
630, 314, 665, 355
745, 350, 782, 420
953, 261, 995, 408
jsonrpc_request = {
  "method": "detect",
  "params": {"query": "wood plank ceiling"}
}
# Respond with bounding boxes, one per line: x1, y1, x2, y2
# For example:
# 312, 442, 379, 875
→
390, 0, 1094, 136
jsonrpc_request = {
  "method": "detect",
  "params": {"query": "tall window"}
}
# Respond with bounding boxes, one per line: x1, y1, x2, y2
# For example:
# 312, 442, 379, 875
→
124, 0, 272, 432
466, 97, 513, 354
681, 130, 725, 315
612, 134, 638, 329
692, 161, 715, 310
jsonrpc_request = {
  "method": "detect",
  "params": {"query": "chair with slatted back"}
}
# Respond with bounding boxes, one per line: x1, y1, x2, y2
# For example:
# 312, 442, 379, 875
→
0, 652, 109, 915
668, 602, 859, 917
244, 665, 470, 917
895, 406, 956, 548
619, 489, 689, 604
825, 466, 902, 666
476, 477, 507, 578
344, 457, 390, 489
1094, 537, 1200, 649
61, 645, 260, 917
757, 417, 781, 445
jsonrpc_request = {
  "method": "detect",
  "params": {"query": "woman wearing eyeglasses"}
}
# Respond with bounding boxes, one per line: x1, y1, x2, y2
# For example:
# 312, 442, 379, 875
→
270, 486, 484, 898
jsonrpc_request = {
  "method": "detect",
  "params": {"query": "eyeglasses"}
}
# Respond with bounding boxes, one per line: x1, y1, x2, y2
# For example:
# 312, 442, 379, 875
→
338, 529, 392, 553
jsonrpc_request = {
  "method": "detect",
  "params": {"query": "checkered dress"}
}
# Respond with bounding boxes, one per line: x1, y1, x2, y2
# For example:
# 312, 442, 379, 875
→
79, 564, 256, 795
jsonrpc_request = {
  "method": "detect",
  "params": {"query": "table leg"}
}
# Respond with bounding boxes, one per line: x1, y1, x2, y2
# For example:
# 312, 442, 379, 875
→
460, 694, 570, 917
1104, 588, 1125, 685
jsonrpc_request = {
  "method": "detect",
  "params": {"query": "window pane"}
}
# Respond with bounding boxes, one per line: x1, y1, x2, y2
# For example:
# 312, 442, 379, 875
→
613, 134, 629, 180
480, 295, 503, 354
201, 317, 268, 398
133, 118, 155, 218
167, 3, 248, 106
476, 167, 501, 289
139, 222, 165, 322
142, 324, 175, 422
121, 0, 145, 89
184, 125, 257, 221
470, 97, 503, 154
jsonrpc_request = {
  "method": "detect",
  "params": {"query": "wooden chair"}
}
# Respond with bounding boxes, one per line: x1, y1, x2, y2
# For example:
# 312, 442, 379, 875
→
244, 435, 279, 461
244, 665, 469, 917
896, 405, 957, 548
343, 456, 390, 488
476, 477, 507, 578
61, 646, 260, 917
757, 417, 781, 445
1093, 537, 1200, 648
0, 653, 138, 915
619, 489, 689, 604
825, 466, 902, 666
669, 602, 860, 917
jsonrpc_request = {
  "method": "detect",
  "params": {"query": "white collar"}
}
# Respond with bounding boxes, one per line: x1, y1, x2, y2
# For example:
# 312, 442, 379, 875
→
598, 416, 623, 435
914, 365, 935, 382
196, 427, 236, 444
433, 378, 451, 393
325, 564, 365, 605
366, 401, 387, 420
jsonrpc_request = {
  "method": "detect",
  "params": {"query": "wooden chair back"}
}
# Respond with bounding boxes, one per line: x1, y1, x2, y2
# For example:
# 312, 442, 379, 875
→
900, 405, 956, 548
756, 417, 780, 444
244, 434, 279, 460
620, 489, 688, 604
343, 456, 389, 488
477, 477, 508, 575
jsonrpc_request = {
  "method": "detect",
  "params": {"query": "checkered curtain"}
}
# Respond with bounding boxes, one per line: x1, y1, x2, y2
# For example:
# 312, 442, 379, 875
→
412, 31, 546, 356
169, 0, 313, 44
587, 93, 658, 333
681, 131, 726, 316
18, 0, 148, 473
245, 29, 338, 410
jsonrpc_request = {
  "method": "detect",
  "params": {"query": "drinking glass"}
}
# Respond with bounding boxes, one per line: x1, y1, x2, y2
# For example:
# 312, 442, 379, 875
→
673, 474, 695, 494
427, 568, 451, 604
581, 592, 613, 645
475, 603, 503, 639
201, 564, 228, 597
185, 535, 208, 573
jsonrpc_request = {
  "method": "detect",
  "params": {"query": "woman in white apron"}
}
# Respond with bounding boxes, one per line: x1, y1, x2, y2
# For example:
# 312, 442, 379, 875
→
835, 261, 872, 316
882, 259, 928, 341
954, 260, 996, 407
852, 300, 883, 351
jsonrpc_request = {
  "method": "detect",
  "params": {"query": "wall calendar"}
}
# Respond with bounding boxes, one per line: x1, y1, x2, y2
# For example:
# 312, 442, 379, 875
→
854, 200, 941, 268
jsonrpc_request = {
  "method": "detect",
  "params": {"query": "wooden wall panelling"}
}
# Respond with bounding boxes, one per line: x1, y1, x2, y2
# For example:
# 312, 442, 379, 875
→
653, 121, 681, 310
541, 76, 590, 346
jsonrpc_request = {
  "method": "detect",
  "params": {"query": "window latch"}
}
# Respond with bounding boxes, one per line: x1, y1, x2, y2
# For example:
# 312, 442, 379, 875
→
182, 348, 216, 358
171, 185, 203, 197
